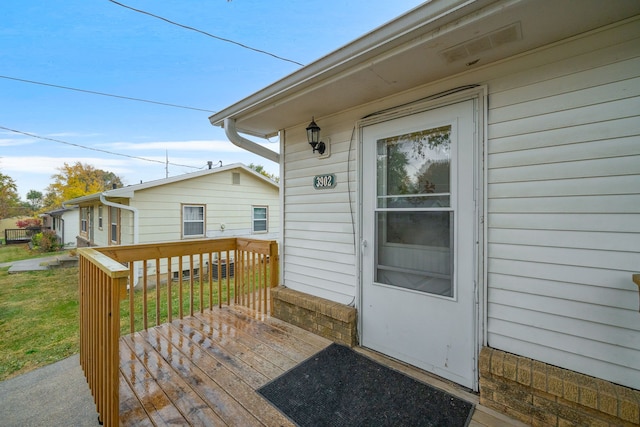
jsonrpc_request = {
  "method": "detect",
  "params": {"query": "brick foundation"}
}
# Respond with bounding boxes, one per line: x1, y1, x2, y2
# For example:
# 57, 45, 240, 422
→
270, 286, 357, 347
479, 347, 640, 426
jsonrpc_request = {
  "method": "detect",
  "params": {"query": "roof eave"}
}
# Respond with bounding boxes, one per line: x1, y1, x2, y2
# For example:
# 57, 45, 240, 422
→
208, 0, 640, 138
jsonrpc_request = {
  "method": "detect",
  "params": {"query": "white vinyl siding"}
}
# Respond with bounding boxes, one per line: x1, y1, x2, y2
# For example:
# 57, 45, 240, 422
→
282, 120, 357, 305
484, 21, 640, 389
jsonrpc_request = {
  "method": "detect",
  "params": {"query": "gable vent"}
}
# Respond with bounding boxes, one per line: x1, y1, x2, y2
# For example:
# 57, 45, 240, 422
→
232, 172, 240, 185
441, 22, 522, 64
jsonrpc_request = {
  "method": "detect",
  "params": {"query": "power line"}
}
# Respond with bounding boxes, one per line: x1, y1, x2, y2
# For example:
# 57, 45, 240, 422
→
106, 0, 305, 67
0, 126, 200, 169
0, 75, 216, 113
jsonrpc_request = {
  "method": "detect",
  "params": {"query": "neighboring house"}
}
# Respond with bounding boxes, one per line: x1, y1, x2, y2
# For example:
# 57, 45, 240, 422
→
41, 207, 79, 248
64, 163, 280, 248
209, 1, 640, 424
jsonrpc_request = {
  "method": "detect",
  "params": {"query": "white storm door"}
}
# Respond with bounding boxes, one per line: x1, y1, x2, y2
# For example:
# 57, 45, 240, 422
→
361, 99, 478, 389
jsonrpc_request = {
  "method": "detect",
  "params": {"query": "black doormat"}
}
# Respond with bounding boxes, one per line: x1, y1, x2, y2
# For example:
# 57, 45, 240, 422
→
258, 343, 474, 427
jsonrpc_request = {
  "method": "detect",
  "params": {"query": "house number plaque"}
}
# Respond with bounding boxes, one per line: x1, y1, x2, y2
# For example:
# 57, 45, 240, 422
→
313, 174, 337, 189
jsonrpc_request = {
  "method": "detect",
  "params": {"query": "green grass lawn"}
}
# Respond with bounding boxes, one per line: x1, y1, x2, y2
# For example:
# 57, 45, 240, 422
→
0, 266, 80, 381
0, 244, 79, 380
0, 243, 69, 264
0, 243, 264, 381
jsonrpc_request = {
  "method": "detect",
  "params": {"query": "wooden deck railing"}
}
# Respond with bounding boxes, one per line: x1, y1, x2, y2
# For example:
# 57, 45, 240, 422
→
78, 237, 279, 427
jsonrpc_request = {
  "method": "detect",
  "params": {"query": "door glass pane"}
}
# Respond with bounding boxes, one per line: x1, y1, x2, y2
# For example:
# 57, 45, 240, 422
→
374, 124, 454, 298
383, 211, 450, 247
376, 211, 453, 297
377, 125, 451, 208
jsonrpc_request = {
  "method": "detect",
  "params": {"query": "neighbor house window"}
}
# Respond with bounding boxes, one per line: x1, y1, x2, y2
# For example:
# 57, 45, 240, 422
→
109, 206, 120, 244
98, 206, 103, 230
252, 206, 268, 233
80, 207, 89, 236
183, 204, 205, 238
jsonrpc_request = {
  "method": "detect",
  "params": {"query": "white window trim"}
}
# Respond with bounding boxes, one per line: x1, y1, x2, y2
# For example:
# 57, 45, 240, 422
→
80, 207, 89, 236
182, 204, 206, 238
109, 206, 120, 245
98, 206, 103, 230
252, 206, 268, 234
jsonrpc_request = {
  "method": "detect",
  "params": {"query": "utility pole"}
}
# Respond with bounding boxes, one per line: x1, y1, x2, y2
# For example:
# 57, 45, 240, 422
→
165, 150, 169, 178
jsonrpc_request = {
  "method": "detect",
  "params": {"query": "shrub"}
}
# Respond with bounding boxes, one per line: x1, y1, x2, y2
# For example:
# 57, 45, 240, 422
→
16, 218, 42, 229
30, 230, 62, 253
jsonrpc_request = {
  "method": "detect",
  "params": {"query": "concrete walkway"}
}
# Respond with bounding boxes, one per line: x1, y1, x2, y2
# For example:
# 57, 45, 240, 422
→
0, 355, 100, 426
0, 255, 76, 273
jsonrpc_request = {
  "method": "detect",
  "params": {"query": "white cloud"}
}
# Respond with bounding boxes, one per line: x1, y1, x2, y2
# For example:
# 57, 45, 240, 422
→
0, 137, 37, 147
0, 156, 133, 176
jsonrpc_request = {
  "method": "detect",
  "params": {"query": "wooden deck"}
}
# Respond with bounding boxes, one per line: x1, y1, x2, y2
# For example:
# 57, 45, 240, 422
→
118, 305, 525, 426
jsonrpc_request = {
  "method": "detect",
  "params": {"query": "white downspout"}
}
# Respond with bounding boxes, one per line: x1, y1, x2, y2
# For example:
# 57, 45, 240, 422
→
100, 194, 140, 286
224, 118, 280, 163
224, 117, 283, 288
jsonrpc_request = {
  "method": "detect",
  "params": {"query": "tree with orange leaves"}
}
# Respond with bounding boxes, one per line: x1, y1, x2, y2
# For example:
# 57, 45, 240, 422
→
42, 162, 123, 210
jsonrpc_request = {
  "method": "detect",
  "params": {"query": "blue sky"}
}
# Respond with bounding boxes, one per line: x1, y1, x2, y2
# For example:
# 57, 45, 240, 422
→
1, 0, 424, 199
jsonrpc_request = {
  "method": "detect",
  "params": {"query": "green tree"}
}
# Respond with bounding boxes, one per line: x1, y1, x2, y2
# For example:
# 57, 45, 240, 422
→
43, 162, 124, 210
380, 145, 412, 196
26, 189, 43, 212
248, 163, 279, 183
0, 172, 22, 219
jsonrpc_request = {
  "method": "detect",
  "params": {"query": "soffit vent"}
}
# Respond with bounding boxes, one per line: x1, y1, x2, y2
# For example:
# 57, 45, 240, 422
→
441, 22, 522, 63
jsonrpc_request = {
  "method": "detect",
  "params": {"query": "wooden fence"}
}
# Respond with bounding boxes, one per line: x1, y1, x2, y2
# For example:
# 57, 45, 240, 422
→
3, 227, 42, 244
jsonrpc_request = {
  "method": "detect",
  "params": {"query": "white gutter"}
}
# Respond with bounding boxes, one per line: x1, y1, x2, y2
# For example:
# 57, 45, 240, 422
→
224, 118, 280, 163
100, 193, 141, 286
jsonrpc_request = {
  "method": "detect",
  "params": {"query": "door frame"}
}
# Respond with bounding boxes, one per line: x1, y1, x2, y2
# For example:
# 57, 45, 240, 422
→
356, 86, 487, 391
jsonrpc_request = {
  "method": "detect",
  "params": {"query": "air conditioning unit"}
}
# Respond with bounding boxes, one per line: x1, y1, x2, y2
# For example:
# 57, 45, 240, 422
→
212, 260, 234, 280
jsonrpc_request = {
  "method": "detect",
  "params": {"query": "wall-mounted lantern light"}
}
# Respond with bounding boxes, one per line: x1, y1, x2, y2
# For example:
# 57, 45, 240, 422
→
306, 117, 326, 155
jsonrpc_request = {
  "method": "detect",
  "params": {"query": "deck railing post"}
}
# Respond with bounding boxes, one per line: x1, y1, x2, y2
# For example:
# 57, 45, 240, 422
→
269, 241, 279, 314
79, 248, 128, 427
107, 276, 125, 425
